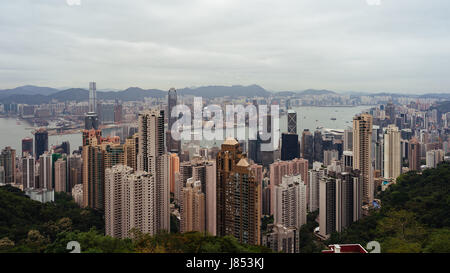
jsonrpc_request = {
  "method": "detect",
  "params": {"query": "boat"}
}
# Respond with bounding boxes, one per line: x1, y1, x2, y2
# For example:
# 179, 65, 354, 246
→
331, 117, 336, 120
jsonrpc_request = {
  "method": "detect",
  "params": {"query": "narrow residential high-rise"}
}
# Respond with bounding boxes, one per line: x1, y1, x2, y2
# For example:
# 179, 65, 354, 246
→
105, 165, 154, 239
274, 174, 307, 230
408, 137, 421, 171
54, 158, 67, 193
22, 154, 35, 189
180, 178, 205, 233
137, 109, 170, 234
39, 152, 53, 190
319, 170, 362, 239
352, 113, 374, 205
308, 162, 325, 213
0, 147, 16, 185
384, 124, 401, 180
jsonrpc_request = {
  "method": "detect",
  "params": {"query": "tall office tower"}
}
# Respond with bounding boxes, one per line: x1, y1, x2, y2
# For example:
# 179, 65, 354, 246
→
22, 137, 33, 157
124, 133, 138, 171
98, 103, 115, 125
0, 147, 16, 184
287, 110, 297, 134
54, 158, 67, 193
114, 101, 123, 123
313, 130, 323, 162
408, 137, 421, 171
323, 149, 339, 166
383, 125, 401, 180
352, 113, 374, 205
343, 128, 353, 151
68, 154, 82, 191
35, 129, 48, 159
22, 155, 35, 189
167, 88, 181, 153
168, 88, 177, 130
309, 162, 325, 213
274, 174, 307, 230
301, 129, 314, 164
39, 152, 53, 190
385, 102, 395, 122
217, 138, 261, 245
281, 133, 299, 161
269, 158, 308, 215
426, 149, 444, 168
89, 82, 97, 113
169, 153, 180, 194
180, 178, 205, 233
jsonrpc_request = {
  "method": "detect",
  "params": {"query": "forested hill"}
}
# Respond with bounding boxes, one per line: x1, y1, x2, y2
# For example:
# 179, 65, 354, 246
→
326, 163, 450, 253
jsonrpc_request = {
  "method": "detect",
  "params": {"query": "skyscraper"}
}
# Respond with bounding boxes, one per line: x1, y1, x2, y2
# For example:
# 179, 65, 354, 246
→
352, 113, 373, 205
383, 124, 401, 180
89, 82, 97, 113
287, 110, 297, 134
309, 162, 325, 213
35, 129, 48, 159
39, 152, 53, 190
22, 154, 35, 189
216, 138, 261, 245
408, 137, 421, 171
0, 147, 15, 185
137, 109, 170, 233
54, 158, 67, 193
167, 88, 181, 153
274, 174, 307, 230
301, 129, 314, 164
318, 170, 362, 239
281, 133, 299, 161
313, 130, 323, 163
22, 137, 33, 157
105, 165, 154, 239
180, 178, 205, 233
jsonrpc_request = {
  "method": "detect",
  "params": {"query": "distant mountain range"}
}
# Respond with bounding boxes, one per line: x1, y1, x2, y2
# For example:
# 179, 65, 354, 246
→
0, 85, 449, 104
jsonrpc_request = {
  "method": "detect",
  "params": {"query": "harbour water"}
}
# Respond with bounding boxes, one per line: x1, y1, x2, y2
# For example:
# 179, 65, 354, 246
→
0, 105, 370, 155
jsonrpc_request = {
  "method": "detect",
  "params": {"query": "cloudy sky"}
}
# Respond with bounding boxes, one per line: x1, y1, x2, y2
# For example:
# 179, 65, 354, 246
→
0, 0, 449, 93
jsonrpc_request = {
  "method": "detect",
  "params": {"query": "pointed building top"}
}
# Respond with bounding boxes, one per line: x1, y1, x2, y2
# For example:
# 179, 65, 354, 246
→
237, 157, 250, 167
223, 137, 239, 146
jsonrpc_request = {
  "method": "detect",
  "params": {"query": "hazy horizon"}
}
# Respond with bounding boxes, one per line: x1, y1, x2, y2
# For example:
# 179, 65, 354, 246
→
1, 0, 449, 93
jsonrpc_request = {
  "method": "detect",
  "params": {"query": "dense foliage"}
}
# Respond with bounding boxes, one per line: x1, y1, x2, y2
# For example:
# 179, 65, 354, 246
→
326, 163, 450, 253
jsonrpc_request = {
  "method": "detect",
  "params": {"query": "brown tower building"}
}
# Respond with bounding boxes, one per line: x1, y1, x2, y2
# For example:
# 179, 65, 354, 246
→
408, 137, 421, 171
352, 113, 373, 205
216, 137, 261, 245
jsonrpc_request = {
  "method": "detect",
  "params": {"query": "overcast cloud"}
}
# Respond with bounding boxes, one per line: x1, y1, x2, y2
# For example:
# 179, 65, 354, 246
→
0, 0, 449, 93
